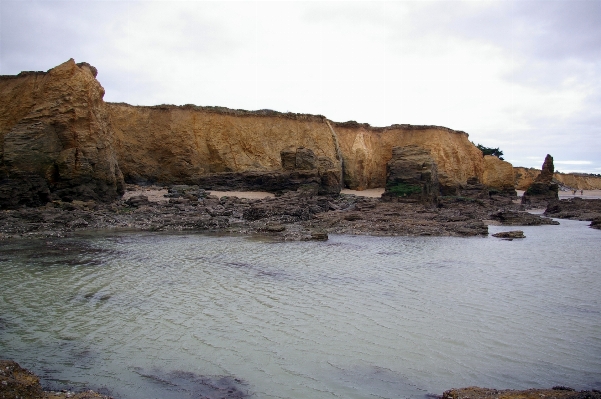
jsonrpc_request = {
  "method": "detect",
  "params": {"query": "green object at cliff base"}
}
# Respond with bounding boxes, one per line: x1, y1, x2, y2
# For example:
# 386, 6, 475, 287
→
386, 183, 422, 197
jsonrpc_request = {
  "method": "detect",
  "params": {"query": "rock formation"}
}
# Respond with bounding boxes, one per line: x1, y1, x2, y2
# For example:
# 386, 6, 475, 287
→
332, 121, 485, 194
382, 145, 439, 204
515, 167, 601, 190
482, 155, 517, 196
522, 154, 559, 206
0, 59, 124, 208
0, 60, 518, 207
194, 147, 341, 195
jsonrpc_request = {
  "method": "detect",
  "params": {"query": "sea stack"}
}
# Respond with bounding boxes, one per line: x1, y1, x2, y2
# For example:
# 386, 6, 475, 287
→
382, 145, 439, 204
521, 154, 559, 206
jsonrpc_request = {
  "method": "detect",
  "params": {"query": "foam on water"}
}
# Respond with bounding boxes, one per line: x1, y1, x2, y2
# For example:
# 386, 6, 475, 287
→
1, 219, 600, 398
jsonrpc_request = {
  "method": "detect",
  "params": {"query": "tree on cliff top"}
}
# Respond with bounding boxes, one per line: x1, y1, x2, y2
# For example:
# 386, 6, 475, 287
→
475, 143, 504, 160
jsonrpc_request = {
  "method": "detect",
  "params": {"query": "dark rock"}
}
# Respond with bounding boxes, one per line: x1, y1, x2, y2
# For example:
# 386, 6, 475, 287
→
280, 147, 297, 171
310, 230, 328, 240
0, 359, 44, 399
460, 176, 489, 199
537, 154, 555, 183
545, 198, 601, 225
492, 230, 525, 239
489, 210, 559, 226
0, 173, 51, 209
522, 154, 559, 206
382, 145, 439, 204
295, 147, 317, 170
125, 195, 150, 207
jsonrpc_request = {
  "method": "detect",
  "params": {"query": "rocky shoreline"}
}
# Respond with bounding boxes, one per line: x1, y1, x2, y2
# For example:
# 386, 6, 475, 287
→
0, 183, 566, 242
3, 359, 600, 399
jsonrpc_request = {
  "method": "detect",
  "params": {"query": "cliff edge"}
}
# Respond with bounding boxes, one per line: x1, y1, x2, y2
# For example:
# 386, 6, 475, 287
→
1, 60, 510, 207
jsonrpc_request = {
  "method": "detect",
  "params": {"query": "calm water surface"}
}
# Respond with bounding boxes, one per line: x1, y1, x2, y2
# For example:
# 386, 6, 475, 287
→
1, 220, 600, 398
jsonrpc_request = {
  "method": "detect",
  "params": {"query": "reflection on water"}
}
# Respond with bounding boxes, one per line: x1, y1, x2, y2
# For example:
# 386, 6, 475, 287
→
1, 220, 600, 399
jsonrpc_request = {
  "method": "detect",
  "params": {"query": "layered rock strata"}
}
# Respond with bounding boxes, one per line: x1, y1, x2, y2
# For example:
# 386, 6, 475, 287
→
0, 59, 124, 208
382, 145, 439, 204
482, 155, 517, 196
515, 167, 601, 191
332, 121, 485, 194
522, 154, 559, 206
1, 60, 514, 207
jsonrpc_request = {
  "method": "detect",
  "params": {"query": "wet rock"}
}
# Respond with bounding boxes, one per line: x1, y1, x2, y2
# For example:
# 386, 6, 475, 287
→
443, 387, 601, 399
544, 198, 601, 225
310, 230, 328, 240
0, 359, 44, 399
492, 230, 525, 239
489, 210, 559, 226
382, 145, 439, 204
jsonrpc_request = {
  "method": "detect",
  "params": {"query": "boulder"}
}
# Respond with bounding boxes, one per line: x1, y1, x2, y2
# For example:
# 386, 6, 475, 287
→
492, 230, 525, 239
522, 154, 559, 206
382, 145, 439, 204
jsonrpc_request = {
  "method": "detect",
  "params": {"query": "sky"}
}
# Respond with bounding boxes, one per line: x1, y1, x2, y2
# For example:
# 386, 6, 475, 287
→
1, 0, 600, 173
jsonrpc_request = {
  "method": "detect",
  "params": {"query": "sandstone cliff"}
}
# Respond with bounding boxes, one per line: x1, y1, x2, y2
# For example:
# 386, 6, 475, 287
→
332, 122, 485, 194
482, 155, 516, 194
0, 59, 123, 207
107, 103, 342, 185
514, 167, 601, 190
1, 60, 507, 207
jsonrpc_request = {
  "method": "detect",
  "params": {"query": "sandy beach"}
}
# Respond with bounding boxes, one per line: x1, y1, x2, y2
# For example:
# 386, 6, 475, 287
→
124, 187, 601, 203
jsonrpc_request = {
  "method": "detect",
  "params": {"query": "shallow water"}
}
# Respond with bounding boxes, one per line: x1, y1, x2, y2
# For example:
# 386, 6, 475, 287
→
1, 220, 600, 398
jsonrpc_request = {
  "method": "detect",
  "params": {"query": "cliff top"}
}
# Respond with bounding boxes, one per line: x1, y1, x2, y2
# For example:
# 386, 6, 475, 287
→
107, 102, 469, 136
0, 70, 47, 80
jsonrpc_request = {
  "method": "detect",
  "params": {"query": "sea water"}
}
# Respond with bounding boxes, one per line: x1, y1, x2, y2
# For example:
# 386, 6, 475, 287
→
1, 220, 600, 398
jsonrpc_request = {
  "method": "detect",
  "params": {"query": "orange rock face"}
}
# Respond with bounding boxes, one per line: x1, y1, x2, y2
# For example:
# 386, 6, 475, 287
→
514, 167, 601, 190
108, 104, 342, 185
0, 59, 124, 205
333, 122, 485, 193
482, 155, 515, 193
1, 59, 513, 205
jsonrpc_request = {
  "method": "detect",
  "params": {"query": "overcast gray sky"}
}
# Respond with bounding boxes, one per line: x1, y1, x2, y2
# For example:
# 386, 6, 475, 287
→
1, 0, 600, 173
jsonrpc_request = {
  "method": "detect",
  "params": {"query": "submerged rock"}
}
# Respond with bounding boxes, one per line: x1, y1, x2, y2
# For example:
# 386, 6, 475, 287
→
492, 230, 525, 239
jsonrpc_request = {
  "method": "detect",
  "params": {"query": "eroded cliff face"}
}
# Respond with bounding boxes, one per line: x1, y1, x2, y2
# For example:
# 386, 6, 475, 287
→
0, 59, 124, 207
333, 122, 485, 193
1, 60, 506, 206
108, 103, 342, 185
482, 155, 516, 194
514, 167, 601, 190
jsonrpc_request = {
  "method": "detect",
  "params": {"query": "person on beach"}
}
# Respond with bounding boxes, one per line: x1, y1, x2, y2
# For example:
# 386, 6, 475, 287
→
581, 190, 584, 195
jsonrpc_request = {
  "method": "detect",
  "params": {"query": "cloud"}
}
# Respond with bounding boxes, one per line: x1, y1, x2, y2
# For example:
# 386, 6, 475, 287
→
555, 161, 593, 165
0, 0, 600, 173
